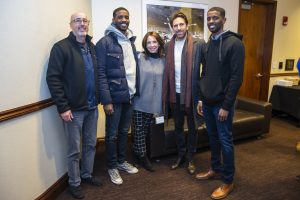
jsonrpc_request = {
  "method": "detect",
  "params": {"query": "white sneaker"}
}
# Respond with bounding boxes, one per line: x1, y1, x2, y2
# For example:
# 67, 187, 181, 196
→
117, 161, 139, 174
108, 169, 123, 185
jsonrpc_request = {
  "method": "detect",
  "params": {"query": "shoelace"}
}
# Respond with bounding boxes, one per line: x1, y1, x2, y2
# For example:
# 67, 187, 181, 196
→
111, 170, 120, 178
123, 162, 132, 168
120, 162, 131, 169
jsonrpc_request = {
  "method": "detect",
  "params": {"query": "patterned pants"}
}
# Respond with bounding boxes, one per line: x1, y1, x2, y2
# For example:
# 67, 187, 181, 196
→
132, 110, 153, 156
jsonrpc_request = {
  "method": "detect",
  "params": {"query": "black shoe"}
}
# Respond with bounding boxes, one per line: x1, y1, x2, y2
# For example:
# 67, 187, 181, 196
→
81, 176, 102, 187
139, 155, 155, 172
133, 153, 141, 167
69, 185, 84, 199
187, 161, 196, 175
296, 175, 300, 182
171, 156, 185, 170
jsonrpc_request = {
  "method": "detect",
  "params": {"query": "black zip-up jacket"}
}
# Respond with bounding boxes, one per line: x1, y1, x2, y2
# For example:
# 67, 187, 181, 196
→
199, 31, 245, 110
46, 32, 99, 113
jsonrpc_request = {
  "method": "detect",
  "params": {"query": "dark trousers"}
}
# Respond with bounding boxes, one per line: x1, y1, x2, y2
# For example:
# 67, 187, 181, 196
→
202, 103, 235, 184
172, 93, 198, 161
105, 103, 133, 169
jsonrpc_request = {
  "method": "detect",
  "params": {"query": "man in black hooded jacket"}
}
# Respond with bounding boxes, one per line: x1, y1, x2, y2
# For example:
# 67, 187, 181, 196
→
196, 7, 245, 200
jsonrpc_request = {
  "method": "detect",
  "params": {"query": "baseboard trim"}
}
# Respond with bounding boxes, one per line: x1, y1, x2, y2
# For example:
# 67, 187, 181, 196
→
35, 136, 134, 199
35, 138, 104, 200
35, 173, 68, 200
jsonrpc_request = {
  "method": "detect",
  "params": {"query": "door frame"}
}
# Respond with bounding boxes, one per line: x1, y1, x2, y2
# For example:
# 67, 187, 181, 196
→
238, 0, 277, 101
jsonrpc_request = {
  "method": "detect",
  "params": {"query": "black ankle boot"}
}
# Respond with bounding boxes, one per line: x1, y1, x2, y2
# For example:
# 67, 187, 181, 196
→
139, 155, 155, 172
133, 153, 141, 167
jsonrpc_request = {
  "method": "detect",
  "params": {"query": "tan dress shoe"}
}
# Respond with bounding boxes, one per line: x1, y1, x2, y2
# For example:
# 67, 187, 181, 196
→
296, 141, 300, 152
211, 183, 234, 199
195, 169, 222, 180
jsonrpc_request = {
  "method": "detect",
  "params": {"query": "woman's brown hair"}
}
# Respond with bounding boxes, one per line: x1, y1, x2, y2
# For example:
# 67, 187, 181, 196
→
142, 31, 165, 58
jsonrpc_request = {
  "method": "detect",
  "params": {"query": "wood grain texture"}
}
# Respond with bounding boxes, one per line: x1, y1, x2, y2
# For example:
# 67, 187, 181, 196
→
0, 99, 54, 122
238, 0, 277, 101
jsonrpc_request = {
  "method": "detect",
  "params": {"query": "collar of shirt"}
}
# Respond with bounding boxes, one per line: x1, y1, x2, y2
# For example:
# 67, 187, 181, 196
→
211, 30, 228, 40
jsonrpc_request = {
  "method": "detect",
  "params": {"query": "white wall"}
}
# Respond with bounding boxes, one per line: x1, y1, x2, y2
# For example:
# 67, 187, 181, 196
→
268, 0, 300, 99
0, 108, 67, 199
271, 0, 300, 74
0, 0, 92, 199
0, 0, 92, 112
0, 0, 239, 199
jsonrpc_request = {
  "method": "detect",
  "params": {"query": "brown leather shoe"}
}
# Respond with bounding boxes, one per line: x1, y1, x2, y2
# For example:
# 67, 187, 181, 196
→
187, 161, 196, 174
211, 183, 234, 199
195, 169, 222, 180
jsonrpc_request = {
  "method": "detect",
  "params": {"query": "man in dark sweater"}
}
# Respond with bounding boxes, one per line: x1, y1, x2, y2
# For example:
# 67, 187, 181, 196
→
196, 7, 245, 200
46, 12, 101, 199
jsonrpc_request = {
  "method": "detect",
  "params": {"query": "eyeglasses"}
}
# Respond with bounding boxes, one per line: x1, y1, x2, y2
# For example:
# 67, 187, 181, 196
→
71, 18, 90, 25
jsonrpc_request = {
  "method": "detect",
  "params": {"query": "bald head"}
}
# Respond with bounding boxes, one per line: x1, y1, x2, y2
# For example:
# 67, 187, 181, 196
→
69, 12, 90, 43
70, 12, 88, 23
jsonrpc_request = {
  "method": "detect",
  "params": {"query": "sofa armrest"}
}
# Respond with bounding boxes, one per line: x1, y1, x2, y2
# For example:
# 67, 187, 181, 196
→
236, 96, 272, 114
236, 96, 272, 133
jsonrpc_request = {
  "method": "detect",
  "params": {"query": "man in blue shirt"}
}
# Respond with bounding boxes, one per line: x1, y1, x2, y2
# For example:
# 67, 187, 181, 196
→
47, 12, 101, 199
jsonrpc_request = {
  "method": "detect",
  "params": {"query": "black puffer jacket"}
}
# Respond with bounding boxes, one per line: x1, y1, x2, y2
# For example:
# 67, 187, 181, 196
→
46, 32, 99, 113
95, 32, 140, 105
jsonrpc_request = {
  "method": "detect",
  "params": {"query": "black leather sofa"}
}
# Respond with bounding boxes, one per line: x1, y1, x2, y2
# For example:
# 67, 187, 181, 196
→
146, 96, 272, 158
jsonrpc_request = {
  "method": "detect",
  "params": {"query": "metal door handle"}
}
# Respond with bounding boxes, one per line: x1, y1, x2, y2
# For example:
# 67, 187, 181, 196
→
255, 73, 263, 78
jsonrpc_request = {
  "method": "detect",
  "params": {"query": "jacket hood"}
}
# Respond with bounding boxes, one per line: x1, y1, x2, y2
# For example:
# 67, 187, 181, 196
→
104, 24, 134, 40
208, 30, 243, 61
214, 30, 243, 40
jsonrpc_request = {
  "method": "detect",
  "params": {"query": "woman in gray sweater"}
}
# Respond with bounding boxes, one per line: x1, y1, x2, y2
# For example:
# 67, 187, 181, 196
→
132, 32, 165, 171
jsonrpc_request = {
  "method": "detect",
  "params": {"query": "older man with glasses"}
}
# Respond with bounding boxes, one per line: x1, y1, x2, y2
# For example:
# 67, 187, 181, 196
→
46, 12, 101, 199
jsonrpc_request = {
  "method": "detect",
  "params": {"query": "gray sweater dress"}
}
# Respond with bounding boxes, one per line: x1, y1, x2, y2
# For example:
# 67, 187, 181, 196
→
132, 53, 165, 116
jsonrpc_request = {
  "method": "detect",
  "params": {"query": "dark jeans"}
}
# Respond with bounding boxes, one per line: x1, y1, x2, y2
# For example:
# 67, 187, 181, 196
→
105, 103, 133, 169
172, 93, 198, 161
202, 103, 235, 184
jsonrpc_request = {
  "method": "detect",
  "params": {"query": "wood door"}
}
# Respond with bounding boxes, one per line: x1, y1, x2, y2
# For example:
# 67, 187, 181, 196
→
238, 0, 277, 101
